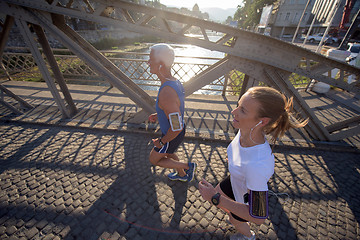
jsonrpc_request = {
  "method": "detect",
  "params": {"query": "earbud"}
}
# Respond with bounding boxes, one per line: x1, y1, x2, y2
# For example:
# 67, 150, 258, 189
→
254, 120, 262, 127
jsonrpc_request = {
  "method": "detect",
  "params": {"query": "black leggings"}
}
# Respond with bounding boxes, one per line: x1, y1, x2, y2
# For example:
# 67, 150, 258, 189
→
219, 176, 247, 222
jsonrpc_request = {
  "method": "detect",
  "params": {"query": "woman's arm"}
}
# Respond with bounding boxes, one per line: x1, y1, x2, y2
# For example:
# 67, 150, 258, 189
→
198, 179, 265, 225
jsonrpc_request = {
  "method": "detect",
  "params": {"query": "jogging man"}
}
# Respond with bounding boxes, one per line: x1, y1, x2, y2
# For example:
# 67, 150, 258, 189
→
148, 43, 196, 182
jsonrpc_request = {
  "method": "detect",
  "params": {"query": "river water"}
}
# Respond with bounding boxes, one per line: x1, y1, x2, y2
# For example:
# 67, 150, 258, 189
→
138, 34, 227, 94
145, 34, 225, 64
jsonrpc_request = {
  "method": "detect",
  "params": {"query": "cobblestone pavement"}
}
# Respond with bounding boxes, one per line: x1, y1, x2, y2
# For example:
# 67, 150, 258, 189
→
0, 121, 359, 240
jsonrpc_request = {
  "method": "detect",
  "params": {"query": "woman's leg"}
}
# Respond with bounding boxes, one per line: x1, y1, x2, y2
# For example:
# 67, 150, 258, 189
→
229, 214, 252, 237
215, 183, 252, 237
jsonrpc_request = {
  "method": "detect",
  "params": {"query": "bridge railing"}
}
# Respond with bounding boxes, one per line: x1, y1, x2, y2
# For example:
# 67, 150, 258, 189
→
1, 47, 311, 95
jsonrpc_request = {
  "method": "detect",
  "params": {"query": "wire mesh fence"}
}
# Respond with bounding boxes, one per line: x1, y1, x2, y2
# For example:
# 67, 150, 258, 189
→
1, 47, 312, 95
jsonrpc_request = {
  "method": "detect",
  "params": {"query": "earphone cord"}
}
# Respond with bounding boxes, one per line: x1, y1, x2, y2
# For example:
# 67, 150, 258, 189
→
268, 190, 290, 204
249, 123, 264, 145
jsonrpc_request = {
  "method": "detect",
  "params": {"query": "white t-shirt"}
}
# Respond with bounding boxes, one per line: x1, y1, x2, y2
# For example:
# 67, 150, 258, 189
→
227, 130, 274, 204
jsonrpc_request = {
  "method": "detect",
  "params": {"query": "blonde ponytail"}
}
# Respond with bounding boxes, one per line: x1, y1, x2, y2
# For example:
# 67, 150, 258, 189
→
248, 87, 308, 144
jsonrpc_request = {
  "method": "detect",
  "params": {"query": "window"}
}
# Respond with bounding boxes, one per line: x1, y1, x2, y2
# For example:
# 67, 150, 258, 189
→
293, 12, 298, 23
285, 13, 290, 21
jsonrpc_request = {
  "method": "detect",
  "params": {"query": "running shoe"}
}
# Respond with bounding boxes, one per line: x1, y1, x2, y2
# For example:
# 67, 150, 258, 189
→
167, 172, 188, 182
230, 231, 256, 240
186, 162, 197, 182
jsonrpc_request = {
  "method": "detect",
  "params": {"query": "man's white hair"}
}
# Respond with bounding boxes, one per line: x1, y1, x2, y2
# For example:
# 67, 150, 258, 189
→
150, 43, 175, 68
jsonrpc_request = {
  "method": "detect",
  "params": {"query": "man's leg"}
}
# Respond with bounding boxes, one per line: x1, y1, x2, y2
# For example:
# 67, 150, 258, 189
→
168, 153, 187, 177
149, 149, 189, 173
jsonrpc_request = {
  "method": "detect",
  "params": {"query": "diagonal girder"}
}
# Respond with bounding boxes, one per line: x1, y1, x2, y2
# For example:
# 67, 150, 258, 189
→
32, 24, 77, 116
227, 55, 330, 141
15, 18, 72, 118
0, 2, 156, 116
0, 84, 33, 114
183, 56, 232, 97
2, 0, 359, 94
263, 67, 330, 141
0, 16, 15, 82
227, 55, 360, 141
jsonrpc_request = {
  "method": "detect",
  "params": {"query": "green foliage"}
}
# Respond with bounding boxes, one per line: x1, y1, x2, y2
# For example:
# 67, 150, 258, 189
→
229, 70, 245, 93
26, 77, 44, 82
234, 0, 278, 29
289, 73, 311, 88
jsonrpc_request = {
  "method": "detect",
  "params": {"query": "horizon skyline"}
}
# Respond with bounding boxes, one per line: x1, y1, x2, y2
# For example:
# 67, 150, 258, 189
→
159, 0, 242, 10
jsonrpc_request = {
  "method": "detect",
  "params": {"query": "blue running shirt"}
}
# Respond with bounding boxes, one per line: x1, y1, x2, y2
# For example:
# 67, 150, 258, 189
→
156, 80, 185, 135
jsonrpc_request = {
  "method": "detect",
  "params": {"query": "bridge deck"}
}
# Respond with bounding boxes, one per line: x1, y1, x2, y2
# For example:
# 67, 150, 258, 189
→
1, 80, 359, 150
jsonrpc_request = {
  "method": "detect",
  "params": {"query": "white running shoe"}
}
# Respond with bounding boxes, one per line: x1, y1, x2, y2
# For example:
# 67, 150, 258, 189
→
230, 231, 256, 240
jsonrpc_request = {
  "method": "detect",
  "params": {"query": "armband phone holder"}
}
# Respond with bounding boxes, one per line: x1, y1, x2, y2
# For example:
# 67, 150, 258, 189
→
248, 190, 268, 219
169, 112, 182, 131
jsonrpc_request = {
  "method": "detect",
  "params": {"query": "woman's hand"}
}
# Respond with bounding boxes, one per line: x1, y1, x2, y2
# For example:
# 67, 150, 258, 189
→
198, 179, 217, 202
148, 113, 158, 123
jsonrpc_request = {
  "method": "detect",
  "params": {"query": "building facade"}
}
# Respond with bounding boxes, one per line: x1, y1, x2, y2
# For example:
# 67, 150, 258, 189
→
271, 0, 316, 38
267, 0, 359, 39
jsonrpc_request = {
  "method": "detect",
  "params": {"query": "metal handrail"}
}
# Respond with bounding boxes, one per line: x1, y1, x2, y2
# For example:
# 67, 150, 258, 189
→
0, 48, 311, 95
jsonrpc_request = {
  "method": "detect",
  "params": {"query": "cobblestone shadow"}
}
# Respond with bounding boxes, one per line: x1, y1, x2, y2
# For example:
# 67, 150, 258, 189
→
1, 122, 359, 239
262, 148, 360, 239
0, 122, 231, 239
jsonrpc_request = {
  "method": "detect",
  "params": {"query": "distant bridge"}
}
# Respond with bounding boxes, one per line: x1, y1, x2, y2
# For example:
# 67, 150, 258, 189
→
0, 0, 359, 141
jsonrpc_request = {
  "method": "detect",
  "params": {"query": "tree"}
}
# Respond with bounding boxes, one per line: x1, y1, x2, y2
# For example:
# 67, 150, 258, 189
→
234, 0, 277, 30
226, 16, 233, 25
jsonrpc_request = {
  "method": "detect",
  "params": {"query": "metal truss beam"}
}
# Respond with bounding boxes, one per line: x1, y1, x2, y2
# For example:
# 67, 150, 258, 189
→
263, 67, 330, 141
183, 56, 232, 97
0, 84, 33, 114
0, 15, 33, 114
2, 0, 359, 93
0, 15, 14, 58
0, 0, 359, 141
32, 24, 77, 116
0, 16, 15, 82
0, 2, 156, 116
15, 18, 71, 118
